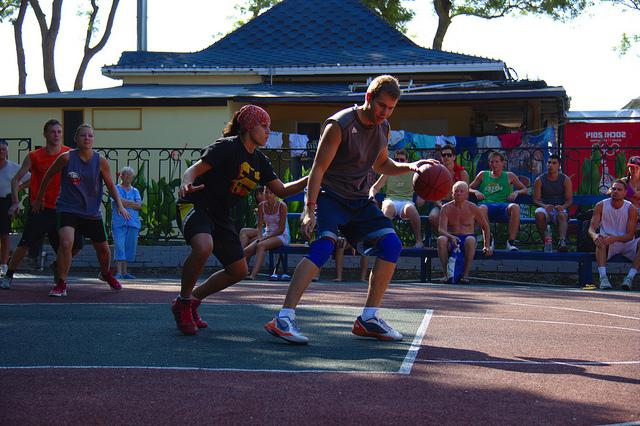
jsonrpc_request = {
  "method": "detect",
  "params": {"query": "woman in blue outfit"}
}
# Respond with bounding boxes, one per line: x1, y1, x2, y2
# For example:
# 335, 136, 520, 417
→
111, 166, 142, 279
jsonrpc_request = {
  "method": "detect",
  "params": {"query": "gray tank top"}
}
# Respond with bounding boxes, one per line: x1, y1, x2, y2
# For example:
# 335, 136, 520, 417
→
321, 106, 390, 199
540, 173, 566, 205
57, 149, 103, 218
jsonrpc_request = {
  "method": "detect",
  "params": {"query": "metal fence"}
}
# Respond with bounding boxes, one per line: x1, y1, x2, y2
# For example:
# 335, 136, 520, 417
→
7, 142, 636, 244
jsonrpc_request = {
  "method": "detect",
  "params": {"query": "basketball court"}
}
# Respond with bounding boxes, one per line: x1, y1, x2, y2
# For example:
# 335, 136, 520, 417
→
0, 274, 638, 424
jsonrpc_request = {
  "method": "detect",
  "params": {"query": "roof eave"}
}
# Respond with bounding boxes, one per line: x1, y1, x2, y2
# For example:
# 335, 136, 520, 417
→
102, 62, 507, 79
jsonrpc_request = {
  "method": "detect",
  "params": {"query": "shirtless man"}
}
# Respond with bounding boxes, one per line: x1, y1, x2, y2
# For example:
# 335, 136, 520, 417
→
437, 181, 493, 283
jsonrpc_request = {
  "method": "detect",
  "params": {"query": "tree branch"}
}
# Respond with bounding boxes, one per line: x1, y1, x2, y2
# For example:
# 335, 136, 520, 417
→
13, 0, 27, 94
74, 0, 120, 90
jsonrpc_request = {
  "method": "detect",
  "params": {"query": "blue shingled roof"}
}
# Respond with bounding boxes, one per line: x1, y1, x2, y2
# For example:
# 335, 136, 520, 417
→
110, 0, 500, 70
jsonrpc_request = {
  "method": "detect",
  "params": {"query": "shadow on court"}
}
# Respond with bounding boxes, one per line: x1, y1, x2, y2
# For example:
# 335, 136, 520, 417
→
0, 304, 427, 373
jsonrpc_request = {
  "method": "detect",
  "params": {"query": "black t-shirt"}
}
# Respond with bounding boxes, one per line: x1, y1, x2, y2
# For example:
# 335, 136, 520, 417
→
187, 136, 277, 219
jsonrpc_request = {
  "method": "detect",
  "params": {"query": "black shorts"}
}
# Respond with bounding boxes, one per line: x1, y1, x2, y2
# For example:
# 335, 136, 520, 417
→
58, 212, 107, 244
0, 195, 11, 235
176, 202, 244, 267
18, 208, 84, 252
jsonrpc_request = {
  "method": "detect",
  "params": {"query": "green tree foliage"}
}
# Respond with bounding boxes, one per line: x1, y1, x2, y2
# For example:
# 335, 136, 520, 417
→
432, 0, 590, 50
606, 0, 640, 55
234, 0, 414, 32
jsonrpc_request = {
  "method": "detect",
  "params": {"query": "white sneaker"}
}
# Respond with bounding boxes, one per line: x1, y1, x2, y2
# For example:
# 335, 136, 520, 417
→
264, 316, 309, 344
352, 316, 403, 341
621, 276, 633, 291
599, 276, 612, 290
506, 241, 519, 251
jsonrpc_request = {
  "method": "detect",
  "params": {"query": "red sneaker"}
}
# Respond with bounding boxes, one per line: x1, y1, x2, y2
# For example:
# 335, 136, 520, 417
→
171, 298, 197, 335
99, 271, 122, 290
48, 280, 67, 297
191, 299, 208, 329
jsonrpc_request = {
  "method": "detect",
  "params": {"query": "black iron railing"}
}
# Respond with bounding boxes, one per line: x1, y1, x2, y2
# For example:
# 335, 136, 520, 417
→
6, 143, 638, 245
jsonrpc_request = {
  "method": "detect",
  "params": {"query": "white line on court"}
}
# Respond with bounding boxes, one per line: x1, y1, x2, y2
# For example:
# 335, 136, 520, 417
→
506, 302, 640, 320
3, 359, 637, 373
417, 360, 640, 366
435, 314, 640, 332
399, 309, 433, 375
0, 365, 403, 374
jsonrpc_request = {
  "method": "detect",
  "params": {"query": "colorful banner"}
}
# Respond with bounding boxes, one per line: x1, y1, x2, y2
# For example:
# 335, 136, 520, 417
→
563, 122, 640, 194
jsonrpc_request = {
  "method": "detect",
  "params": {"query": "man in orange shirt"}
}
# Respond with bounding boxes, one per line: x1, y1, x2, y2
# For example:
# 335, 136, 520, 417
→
1, 119, 82, 289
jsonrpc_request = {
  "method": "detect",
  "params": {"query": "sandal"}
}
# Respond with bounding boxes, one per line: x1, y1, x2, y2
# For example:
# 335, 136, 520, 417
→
459, 277, 471, 284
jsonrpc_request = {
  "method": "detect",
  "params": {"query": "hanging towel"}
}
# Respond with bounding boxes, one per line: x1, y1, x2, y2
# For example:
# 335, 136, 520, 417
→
524, 127, 556, 147
289, 133, 309, 157
498, 132, 523, 149
436, 135, 457, 147
389, 130, 405, 147
266, 131, 283, 149
477, 135, 501, 150
454, 136, 478, 158
413, 134, 437, 149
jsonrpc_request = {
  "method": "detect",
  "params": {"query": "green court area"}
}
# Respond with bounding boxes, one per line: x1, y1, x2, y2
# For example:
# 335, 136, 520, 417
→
0, 304, 429, 373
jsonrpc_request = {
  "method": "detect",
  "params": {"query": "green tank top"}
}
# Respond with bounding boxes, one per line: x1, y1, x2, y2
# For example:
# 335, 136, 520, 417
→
479, 170, 511, 203
384, 173, 414, 201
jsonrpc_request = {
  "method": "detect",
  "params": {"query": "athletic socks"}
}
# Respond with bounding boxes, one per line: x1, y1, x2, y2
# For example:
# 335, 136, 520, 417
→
598, 266, 607, 278
361, 307, 379, 321
278, 308, 295, 320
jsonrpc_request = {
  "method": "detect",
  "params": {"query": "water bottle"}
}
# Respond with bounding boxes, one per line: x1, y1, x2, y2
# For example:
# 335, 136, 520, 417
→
544, 225, 553, 253
39, 250, 48, 271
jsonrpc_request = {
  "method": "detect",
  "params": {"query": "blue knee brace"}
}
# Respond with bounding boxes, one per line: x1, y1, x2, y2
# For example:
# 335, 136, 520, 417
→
306, 238, 336, 268
373, 233, 402, 263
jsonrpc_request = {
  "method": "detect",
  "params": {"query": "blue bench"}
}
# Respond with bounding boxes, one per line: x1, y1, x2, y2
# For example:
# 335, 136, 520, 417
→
266, 193, 608, 286
268, 245, 614, 286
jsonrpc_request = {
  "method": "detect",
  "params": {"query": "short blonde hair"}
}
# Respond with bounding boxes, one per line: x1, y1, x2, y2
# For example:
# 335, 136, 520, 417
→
367, 75, 401, 100
452, 181, 468, 191
74, 123, 93, 140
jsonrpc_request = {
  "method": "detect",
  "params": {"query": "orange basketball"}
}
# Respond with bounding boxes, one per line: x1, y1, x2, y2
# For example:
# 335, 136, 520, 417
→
412, 162, 453, 201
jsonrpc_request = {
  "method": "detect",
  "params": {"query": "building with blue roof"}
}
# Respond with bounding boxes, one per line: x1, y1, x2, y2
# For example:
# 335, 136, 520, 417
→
0, 0, 567, 152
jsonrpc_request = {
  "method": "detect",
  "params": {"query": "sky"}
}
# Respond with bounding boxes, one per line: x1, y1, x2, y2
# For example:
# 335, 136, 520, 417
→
0, 0, 638, 111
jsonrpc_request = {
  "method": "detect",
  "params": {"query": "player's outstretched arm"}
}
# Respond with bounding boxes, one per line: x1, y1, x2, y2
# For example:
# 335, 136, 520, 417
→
268, 175, 308, 199
179, 160, 210, 198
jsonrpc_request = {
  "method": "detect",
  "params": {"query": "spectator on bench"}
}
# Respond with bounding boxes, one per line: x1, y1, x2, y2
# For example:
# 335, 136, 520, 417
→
469, 151, 528, 251
532, 154, 572, 252
243, 186, 290, 280
239, 185, 266, 248
437, 181, 492, 284
588, 179, 639, 291
622, 156, 640, 210
429, 144, 469, 232
370, 149, 425, 248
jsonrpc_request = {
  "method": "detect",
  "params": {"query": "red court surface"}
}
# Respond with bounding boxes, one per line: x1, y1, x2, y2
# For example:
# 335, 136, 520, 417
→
1, 275, 638, 425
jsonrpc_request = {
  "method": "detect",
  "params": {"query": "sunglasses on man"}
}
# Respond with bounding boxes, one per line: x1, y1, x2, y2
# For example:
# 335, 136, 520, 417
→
441, 152, 454, 158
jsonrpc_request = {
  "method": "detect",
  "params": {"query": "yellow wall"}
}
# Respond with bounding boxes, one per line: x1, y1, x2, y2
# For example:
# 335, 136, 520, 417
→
94, 106, 231, 148
0, 101, 511, 154
0, 106, 231, 150
255, 102, 474, 137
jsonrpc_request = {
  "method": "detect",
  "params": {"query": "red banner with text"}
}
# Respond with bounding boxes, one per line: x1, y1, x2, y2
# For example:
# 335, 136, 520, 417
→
563, 122, 640, 194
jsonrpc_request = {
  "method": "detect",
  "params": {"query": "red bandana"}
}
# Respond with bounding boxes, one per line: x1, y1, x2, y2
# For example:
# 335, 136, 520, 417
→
237, 105, 271, 132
